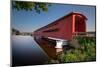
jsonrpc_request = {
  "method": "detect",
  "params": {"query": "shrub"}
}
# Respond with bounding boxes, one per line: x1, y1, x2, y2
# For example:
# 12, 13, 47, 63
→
57, 37, 96, 63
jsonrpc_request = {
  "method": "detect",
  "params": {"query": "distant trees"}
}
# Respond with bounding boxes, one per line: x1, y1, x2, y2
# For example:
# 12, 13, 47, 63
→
12, 28, 20, 35
12, 1, 51, 14
12, 28, 33, 36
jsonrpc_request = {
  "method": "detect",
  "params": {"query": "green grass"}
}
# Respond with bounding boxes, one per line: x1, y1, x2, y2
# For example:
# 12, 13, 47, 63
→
47, 37, 96, 63
58, 37, 96, 63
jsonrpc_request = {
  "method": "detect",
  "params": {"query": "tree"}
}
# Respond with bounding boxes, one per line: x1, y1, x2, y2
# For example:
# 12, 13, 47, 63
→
12, 28, 20, 35
12, 1, 51, 13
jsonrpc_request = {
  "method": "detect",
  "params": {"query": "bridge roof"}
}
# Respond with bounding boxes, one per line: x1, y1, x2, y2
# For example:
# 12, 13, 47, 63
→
34, 12, 87, 32
66, 12, 87, 20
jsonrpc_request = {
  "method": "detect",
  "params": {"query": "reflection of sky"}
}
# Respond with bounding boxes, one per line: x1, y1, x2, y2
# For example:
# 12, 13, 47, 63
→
12, 35, 49, 65
11, 3, 96, 32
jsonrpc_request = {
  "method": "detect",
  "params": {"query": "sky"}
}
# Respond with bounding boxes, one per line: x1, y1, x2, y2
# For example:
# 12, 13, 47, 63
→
11, 2, 96, 32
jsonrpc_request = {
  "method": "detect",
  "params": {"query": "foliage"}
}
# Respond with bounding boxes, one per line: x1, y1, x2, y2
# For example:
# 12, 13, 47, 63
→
12, 28, 20, 35
12, 1, 51, 13
57, 37, 96, 63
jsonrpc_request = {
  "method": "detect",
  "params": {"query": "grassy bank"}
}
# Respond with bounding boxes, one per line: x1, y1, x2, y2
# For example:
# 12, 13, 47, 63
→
46, 36, 96, 64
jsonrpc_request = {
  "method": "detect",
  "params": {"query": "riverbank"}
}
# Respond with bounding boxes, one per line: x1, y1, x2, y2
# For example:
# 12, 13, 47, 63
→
46, 37, 96, 64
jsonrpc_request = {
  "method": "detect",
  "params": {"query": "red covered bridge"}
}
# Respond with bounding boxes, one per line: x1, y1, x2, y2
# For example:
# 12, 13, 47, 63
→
34, 12, 87, 40
33, 12, 87, 57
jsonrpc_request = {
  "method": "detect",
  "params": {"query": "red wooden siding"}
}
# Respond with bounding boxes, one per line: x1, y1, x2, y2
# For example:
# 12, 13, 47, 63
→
34, 12, 87, 40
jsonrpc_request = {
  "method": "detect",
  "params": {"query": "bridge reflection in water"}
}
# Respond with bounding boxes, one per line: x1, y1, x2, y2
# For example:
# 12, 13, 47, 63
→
34, 36, 70, 59
34, 36, 58, 59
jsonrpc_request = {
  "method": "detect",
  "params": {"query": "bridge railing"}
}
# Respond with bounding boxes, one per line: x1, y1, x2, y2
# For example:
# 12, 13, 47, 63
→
72, 32, 95, 39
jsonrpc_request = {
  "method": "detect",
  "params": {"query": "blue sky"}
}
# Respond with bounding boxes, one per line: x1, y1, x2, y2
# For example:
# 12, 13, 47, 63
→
11, 3, 96, 32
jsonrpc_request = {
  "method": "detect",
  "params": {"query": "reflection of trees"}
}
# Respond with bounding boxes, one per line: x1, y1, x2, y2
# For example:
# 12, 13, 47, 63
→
12, 1, 51, 14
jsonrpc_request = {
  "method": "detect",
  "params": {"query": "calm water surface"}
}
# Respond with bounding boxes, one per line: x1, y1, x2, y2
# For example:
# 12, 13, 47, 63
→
12, 35, 49, 66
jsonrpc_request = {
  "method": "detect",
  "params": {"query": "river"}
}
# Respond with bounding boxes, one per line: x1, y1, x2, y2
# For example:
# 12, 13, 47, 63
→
12, 35, 49, 66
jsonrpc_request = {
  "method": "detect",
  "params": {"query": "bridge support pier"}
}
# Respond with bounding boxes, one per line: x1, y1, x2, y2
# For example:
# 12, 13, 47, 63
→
55, 40, 68, 53
47, 37, 68, 53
